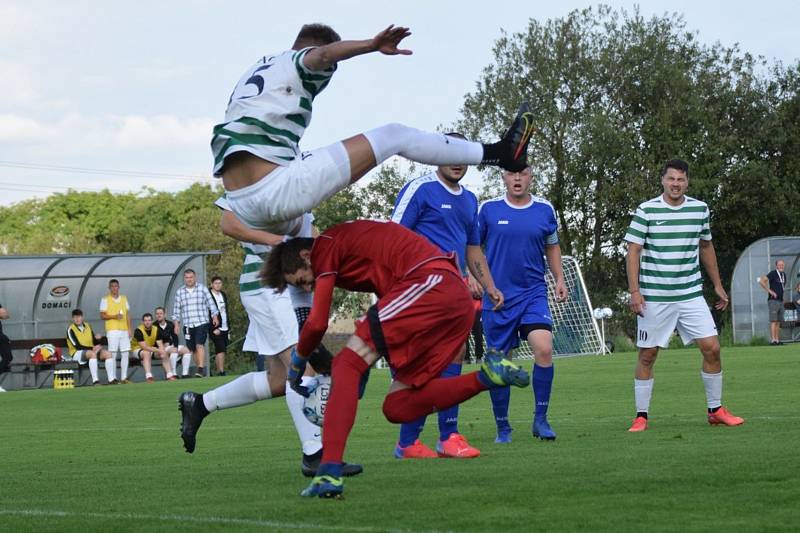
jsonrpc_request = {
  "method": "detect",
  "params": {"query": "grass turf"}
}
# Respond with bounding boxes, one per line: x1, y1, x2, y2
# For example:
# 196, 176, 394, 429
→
1, 345, 799, 532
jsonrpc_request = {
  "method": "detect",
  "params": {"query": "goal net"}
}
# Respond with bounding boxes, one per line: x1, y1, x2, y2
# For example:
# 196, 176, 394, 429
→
467, 255, 604, 360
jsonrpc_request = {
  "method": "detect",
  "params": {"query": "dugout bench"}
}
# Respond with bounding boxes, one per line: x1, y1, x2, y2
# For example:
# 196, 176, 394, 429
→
0, 337, 167, 390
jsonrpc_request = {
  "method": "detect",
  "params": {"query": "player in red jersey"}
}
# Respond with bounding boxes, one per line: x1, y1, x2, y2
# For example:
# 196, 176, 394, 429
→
262, 220, 531, 498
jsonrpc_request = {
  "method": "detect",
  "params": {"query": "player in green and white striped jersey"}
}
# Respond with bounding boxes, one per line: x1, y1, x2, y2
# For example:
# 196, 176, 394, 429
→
624, 159, 744, 432
215, 23, 534, 236
176, 197, 362, 477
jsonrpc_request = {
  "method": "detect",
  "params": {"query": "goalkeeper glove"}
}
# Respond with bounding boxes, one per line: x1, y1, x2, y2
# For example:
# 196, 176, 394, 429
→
288, 348, 315, 397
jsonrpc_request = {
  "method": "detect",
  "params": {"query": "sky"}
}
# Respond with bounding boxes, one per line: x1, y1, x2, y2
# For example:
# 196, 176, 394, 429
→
1, 0, 798, 206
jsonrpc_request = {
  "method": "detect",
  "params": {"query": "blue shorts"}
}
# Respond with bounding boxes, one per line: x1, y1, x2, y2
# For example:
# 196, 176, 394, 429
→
482, 295, 552, 353
184, 324, 209, 351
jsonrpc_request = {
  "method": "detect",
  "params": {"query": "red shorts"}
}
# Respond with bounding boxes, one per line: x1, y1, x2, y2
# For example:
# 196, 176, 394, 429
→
354, 267, 473, 388
462, 275, 482, 312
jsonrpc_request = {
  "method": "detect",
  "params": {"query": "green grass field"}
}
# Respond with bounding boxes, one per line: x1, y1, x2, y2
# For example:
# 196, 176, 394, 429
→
2, 345, 799, 532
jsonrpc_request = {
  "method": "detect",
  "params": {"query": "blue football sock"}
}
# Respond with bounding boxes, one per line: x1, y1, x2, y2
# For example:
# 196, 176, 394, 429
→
490, 385, 511, 431
438, 363, 462, 441
533, 364, 554, 418
255, 354, 265, 372
399, 416, 427, 448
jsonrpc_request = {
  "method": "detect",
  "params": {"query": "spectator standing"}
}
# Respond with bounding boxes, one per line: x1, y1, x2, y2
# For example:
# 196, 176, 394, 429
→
209, 276, 230, 376
0, 304, 11, 374
66, 309, 113, 385
759, 260, 786, 345
99, 279, 131, 384
172, 269, 219, 377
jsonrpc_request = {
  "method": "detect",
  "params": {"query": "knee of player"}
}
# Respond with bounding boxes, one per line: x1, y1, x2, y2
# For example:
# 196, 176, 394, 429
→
382, 390, 412, 423
638, 349, 658, 366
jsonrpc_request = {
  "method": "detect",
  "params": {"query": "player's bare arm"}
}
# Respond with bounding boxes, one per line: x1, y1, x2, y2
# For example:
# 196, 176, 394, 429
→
545, 243, 568, 302
466, 245, 503, 310
220, 210, 284, 247
699, 239, 729, 311
626, 241, 645, 316
302, 25, 412, 71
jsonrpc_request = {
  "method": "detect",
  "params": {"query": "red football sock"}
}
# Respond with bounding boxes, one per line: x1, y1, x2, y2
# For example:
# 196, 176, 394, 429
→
320, 348, 369, 465
382, 372, 487, 423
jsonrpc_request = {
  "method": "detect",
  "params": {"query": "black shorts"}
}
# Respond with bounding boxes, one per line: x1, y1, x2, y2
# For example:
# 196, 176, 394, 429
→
184, 324, 209, 351
210, 329, 229, 353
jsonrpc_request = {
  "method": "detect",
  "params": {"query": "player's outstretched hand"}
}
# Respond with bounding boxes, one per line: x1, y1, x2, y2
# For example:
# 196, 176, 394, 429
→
288, 348, 314, 397
372, 25, 412, 56
487, 286, 504, 311
714, 285, 730, 311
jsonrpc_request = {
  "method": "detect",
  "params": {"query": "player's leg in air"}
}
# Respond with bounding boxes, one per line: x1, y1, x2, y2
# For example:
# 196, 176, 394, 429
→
300, 270, 530, 499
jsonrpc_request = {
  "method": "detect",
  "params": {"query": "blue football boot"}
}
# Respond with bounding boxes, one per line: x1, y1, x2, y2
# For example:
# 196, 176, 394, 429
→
479, 350, 530, 388
532, 416, 557, 441
300, 463, 344, 499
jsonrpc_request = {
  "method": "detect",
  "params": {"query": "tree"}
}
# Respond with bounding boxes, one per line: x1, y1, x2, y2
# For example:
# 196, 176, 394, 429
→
457, 5, 799, 338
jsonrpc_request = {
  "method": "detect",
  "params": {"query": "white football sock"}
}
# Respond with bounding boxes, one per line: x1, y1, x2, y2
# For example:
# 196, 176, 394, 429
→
120, 351, 129, 380
88, 358, 99, 382
169, 353, 178, 375
634, 378, 654, 413
363, 123, 483, 166
701, 371, 723, 409
145, 372, 153, 379
285, 377, 323, 456
181, 354, 191, 376
202, 371, 270, 412
105, 357, 116, 382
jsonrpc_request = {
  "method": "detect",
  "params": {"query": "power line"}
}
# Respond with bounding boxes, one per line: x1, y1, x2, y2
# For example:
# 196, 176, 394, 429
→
0, 160, 215, 182
0, 179, 132, 194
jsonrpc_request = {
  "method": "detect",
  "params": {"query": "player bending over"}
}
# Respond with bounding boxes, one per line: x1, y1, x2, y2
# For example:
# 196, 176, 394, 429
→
214, 23, 533, 235
624, 159, 744, 432
478, 166, 567, 442
263, 220, 531, 499
177, 203, 361, 478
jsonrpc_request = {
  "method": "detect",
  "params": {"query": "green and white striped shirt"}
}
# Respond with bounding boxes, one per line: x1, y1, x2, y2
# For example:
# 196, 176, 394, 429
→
214, 196, 315, 295
211, 47, 336, 176
624, 195, 711, 303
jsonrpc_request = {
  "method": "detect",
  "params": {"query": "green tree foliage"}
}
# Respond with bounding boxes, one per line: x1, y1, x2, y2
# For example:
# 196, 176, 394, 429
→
457, 5, 800, 337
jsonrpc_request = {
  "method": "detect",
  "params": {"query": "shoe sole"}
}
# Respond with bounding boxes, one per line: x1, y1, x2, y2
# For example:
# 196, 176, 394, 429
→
708, 419, 744, 426
436, 452, 480, 458
301, 465, 364, 478
177, 396, 197, 453
533, 433, 557, 441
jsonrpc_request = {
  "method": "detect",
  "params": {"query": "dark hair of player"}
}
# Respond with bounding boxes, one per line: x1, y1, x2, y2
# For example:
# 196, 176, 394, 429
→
109, 279, 119, 286
211, 276, 222, 283
142, 313, 153, 320
184, 268, 195, 275
155, 306, 165, 313
661, 159, 689, 178
261, 238, 315, 293
72, 309, 83, 317
294, 24, 341, 48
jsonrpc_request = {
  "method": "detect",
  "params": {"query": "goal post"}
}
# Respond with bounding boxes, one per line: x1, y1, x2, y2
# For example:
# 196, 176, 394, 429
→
467, 255, 604, 360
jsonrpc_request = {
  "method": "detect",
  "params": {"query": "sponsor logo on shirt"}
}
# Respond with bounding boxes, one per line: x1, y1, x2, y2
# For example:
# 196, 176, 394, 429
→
498, 220, 509, 225
655, 221, 667, 225
441, 204, 452, 209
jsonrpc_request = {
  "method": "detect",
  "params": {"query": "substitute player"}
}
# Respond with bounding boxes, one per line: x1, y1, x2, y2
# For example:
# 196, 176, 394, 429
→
155, 307, 193, 378
131, 313, 175, 382
478, 167, 567, 442
177, 198, 361, 478
624, 159, 744, 432
66, 309, 113, 385
260, 220, 530, 498
390, 135, 503, 459
214, 23, 533, 236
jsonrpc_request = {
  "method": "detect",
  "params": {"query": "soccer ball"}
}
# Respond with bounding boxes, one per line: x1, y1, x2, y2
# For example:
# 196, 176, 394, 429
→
302, 375, 331, 427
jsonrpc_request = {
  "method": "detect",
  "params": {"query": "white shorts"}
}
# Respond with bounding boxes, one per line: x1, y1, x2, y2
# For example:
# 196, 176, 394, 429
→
636, 297, 718, 348
225, 143, 351, 234
106, 330, 131, 354
241, 289, 298, 357
72, 350, 90, 364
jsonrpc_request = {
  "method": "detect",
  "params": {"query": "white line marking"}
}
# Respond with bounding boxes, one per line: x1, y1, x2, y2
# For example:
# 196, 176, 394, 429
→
0, 509, 449, 533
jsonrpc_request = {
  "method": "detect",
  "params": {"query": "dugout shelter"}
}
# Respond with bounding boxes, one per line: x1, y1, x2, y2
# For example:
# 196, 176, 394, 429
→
731, 236, 800, 343
0, 252, 220, 389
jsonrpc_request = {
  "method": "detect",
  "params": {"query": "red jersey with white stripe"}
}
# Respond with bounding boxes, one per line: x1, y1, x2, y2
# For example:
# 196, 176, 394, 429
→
311, 220, 458, 297
297, 220, 460, 357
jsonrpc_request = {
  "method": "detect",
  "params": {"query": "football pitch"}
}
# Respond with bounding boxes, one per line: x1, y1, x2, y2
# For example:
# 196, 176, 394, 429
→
2, 345, 798, 532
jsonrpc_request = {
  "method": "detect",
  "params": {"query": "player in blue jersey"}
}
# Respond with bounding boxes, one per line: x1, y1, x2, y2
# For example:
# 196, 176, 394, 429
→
478, 166, 567, 442
390, 133, 504, 459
